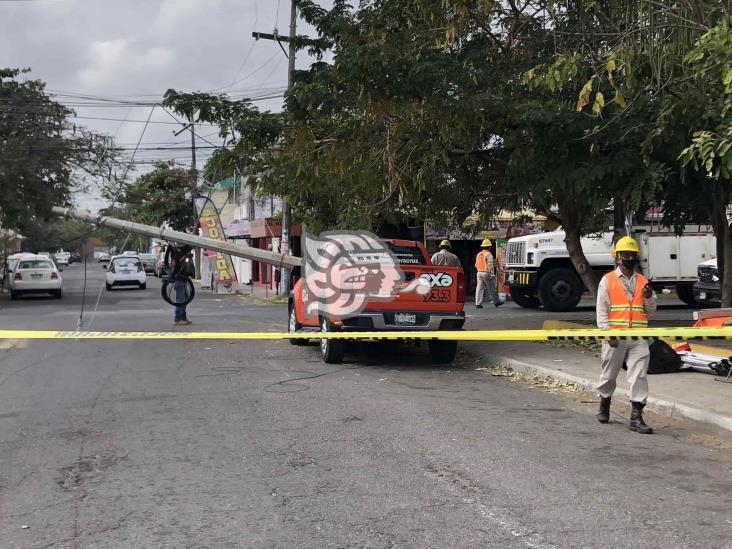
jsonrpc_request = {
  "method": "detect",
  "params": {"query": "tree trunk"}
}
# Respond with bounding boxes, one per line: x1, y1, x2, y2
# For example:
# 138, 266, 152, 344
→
723, 222, 732, 308
563, 220, 603, 297
613, 195, 626, 238
710, 181, 732, 307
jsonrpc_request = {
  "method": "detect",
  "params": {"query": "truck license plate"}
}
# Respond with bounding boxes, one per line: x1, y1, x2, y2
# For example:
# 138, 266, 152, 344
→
699, 292, 707, 300
394, 313, 417, 326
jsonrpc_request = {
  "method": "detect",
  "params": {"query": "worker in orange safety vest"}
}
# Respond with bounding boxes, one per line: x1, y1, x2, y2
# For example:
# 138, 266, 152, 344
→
475, 239, 504, 308
596, 236, 657, 434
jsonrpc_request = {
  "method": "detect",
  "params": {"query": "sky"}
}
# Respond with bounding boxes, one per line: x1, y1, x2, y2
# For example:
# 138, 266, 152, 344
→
0, 0, 333, 211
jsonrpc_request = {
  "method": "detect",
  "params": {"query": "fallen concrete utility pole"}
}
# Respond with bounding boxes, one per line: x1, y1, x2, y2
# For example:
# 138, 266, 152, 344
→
52, 206, 303, 269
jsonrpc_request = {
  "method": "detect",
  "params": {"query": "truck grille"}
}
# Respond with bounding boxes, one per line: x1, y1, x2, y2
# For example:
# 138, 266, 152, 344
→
698, 265, 717, 284
506, 242, 526, 265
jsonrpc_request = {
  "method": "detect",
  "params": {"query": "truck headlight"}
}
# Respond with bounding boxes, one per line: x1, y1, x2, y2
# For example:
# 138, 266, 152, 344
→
527, 252, 534, 264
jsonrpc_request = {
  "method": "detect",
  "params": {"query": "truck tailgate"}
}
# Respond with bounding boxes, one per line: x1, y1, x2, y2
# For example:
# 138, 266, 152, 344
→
365, 265, 465, 312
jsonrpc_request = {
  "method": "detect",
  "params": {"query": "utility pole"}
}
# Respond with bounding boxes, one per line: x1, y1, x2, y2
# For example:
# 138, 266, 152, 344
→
253, 0, 298, 295
189, 116, 201, 278
175, 116, 200, 277
190, 115, 197, 181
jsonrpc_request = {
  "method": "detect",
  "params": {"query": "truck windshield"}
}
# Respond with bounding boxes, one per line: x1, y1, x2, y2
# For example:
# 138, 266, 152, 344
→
387, 244, 426, 265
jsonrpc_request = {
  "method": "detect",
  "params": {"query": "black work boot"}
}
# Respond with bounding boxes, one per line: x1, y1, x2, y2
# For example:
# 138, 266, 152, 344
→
597, 396, 611, 424
629, 402, 653, 434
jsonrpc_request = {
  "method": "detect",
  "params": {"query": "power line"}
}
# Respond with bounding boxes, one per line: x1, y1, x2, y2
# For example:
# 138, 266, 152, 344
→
1, 144, 223, 151
1, 92, 286, 115
69, 115, 220, 126
46, 86, 286, 98
216, 0, 259, 92
213, 49, 283, 91
2, 91, 286, 106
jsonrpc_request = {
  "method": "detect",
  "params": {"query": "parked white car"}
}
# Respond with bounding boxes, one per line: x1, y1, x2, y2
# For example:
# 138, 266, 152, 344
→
54, 251, 70, 266
105, 255, 147, 290
3, 253, 34, 287
9, 255, 63, 299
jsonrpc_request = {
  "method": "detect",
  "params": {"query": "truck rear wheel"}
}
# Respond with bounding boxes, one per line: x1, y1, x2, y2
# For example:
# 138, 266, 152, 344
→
320, 317, 345, 364
537, 268, 583, 312
288, 303, 308, 346
509, 287, 541, 308
429, 340, 457, 364
675, 282, 704, 308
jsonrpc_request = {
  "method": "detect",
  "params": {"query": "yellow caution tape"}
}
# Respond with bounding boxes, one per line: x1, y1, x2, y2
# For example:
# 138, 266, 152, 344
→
0, 327, 731, 341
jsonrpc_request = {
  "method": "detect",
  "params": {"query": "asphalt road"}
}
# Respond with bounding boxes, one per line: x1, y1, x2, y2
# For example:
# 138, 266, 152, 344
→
1, 265, 731, 548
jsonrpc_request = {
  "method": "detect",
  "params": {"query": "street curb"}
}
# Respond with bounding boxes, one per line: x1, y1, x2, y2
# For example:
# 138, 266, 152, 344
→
481, 352, 732, 433
542, 319, 732, 357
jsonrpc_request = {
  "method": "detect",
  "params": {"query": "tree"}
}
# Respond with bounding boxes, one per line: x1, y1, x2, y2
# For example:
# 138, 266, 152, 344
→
162, 90, 283, 210
162, 0, 724, 304
275, 0, 670, 296
94, 205, 135, 253
20, 218, 91, 253
0, 68, 118, 233
122, 162, 195, 231
542, 3, 731, 302
92, 163, 195, 253
677, 22, 732, 304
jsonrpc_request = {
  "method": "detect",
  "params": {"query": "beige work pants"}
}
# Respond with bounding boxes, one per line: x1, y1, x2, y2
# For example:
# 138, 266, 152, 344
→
597, 340, 650, 403
475, 272, 498, 306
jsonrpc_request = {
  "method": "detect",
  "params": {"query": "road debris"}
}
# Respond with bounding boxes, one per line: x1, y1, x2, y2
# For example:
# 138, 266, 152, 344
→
475, 363, 582, 393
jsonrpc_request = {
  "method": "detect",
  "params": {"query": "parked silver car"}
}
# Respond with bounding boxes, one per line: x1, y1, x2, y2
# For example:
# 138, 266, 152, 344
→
138, 253, 157, 273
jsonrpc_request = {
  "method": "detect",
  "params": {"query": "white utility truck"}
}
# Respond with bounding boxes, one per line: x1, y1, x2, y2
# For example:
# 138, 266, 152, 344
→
504, 228, 715, 311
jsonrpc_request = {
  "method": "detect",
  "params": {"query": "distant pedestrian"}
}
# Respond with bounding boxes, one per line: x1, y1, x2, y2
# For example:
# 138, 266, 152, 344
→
274, 266, 282, 295
431, 240, 461, 267
170, 247, 195, 326
596, 236, 656, 434
475, 239, 503, 308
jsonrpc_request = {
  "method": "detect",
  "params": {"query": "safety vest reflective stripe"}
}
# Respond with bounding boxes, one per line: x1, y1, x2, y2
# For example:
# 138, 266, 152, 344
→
475, 251, 491, 272
606, 270, 649, 329
609, 319, 649, 326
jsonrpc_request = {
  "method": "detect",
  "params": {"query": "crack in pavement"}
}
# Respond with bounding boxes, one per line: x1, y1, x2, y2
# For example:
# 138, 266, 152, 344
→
426, 462, 557, 549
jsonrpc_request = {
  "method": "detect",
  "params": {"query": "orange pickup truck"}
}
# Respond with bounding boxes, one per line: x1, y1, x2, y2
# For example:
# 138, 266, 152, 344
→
288, 238, 466, 364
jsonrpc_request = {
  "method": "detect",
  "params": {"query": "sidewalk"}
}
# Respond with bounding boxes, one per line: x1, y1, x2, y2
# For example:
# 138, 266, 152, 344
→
464, 315, 732, 432
197, 280, 287, 303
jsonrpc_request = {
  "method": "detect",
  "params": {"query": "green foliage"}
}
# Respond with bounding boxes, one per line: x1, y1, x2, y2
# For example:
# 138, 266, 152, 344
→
94, 204, 134, 251
678, 22, 732, 181
0, 68, 118, 232
122, 162, 195, 231
20, 219, 91, 253
160, 0, 726, 262
680, 129, 732, 180
164, 90, 282, 188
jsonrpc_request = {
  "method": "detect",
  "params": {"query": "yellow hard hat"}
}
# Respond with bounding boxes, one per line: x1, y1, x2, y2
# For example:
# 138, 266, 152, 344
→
613, 236, 640, 256
480, 238, 492, 248
440, 239, 451, 247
